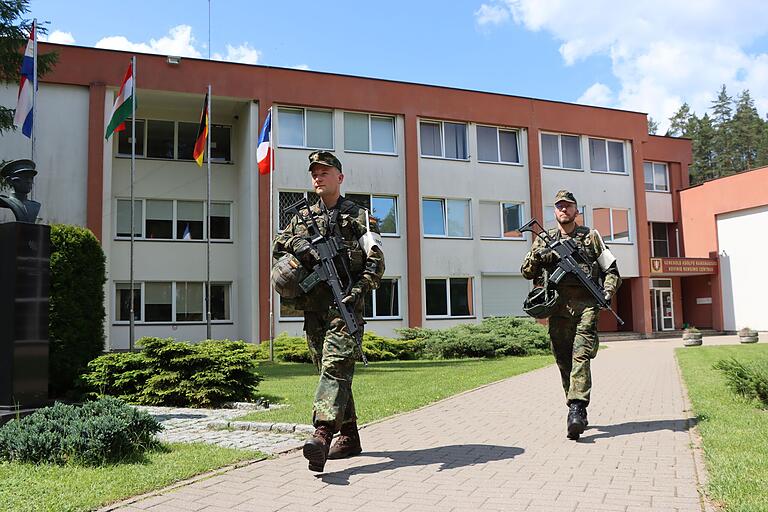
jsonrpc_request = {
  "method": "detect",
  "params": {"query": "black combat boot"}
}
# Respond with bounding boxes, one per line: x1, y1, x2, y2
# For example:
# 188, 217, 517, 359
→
303, 424, 334, 472
328, 422, 362, 460
567, 401, 588, 440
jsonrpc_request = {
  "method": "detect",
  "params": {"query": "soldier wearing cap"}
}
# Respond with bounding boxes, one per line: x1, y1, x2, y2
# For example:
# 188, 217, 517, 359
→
0, 159, 40, 223
272, 150, 385, 471
521, 190, 621, 440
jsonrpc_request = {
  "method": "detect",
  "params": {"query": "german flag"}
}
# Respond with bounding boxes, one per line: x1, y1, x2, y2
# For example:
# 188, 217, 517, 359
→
193, 92, 209, 166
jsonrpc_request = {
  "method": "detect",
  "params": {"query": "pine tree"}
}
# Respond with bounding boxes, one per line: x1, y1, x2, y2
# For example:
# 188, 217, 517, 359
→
730, 90, 764, 172
689, 114, 716, 185
709, 84, 735, 177
667, 103, 695, 137
0, 0, 57, 134
647, 116, 658, 135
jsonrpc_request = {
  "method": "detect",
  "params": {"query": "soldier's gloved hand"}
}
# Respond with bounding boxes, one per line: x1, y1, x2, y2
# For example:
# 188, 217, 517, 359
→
294, 238, 319, 268
604, 287, 615, 303
534, 246, 560, 265
341, 286, 364, 306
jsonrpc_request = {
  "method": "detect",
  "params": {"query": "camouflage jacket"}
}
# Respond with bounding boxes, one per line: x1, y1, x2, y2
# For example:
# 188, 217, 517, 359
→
272, 195, 385, 311
521, 225, 621, 294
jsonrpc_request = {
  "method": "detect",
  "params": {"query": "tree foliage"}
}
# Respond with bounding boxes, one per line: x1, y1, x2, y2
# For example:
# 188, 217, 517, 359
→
667, 85, 768, 185
0, 0, 58, 134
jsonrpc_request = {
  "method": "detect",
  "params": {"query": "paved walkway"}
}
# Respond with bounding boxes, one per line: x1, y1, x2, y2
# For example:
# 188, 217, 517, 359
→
109, 335, 760, 512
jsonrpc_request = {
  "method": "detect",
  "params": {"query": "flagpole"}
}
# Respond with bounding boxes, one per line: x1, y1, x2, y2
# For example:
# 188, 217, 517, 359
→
129, 56, 136, 352
268, 106, 274, 362
206, 85, 212, 340
30, 19, 37, 200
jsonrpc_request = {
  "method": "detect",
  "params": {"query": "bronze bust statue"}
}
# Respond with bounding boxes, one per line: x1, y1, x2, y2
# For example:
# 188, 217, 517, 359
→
0, 159, 40, 223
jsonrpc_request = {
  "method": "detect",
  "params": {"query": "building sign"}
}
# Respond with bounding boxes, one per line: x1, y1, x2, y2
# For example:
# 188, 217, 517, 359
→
650, 257, 718, 276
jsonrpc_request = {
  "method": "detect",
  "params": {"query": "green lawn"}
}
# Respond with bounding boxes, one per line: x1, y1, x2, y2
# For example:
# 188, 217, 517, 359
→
676, 344, 768, 512
239, 355, 554, 424
0, 443, 264, 512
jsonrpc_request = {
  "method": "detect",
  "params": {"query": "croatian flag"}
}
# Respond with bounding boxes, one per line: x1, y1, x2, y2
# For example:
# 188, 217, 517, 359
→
14, 21, 35, 138
257, 110, 272, 175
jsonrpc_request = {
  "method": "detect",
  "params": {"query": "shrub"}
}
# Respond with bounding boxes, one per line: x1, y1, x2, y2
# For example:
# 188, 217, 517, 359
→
714, 357, 768, 408
0, 397, 161, 465
49, 224, 107, 397
684, 326, 700, 333
398, 317, 550, 359
255, 331, 422, 362
82, 337, 263, 408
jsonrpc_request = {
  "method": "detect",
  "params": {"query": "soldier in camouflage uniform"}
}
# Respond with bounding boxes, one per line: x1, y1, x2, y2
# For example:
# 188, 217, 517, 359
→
272, 151, 385, 471
521, 190, 621, 440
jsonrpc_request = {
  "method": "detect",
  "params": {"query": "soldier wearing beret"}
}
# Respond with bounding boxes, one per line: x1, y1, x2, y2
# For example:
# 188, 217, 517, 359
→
521, 190, 621, 440
272, 151, 385, 471
0, 159, 40, 223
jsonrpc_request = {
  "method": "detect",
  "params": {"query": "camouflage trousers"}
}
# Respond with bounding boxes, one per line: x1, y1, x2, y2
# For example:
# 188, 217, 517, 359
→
548, 289, 600, 406
304, 307, 361, 432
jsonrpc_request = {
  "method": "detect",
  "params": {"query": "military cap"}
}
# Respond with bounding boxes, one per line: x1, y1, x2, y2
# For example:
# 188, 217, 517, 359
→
554, 189, 577, 205
0, 159, 37, 179
307, 151, 342, 173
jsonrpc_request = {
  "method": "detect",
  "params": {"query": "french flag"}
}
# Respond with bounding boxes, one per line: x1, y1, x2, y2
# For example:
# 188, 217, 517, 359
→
13, 21, 35, 138
257, 110, 272, 175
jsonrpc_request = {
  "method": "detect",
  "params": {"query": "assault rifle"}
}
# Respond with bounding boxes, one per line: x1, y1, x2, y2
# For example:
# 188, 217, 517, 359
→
284, 198, 368, 365
520, 218, 624, 325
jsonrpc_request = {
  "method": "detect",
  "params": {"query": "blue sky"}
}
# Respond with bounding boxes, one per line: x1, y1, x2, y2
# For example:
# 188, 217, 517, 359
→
30, 0, 768, 130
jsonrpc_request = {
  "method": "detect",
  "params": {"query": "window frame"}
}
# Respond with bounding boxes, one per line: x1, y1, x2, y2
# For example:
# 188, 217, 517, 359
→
476, 125, 522, 165
343, 111, 397, 155
588, 137, 627, 175
479, 201, 526, 240
649, 222, 670, 258
592, 206, 633, 244
113, 281, 232, 324
115, 198, 233, 242
363, 277, 402, 320
115, 117, 233, 163
419, 119, 469, 161
644, 161, 670, 192
346, 193, 400, 237
424, 276, 476, 319
276, 190, 322, 233
276, 106, 335, 150
540, 131, 583, 171
421, 197, 473, 239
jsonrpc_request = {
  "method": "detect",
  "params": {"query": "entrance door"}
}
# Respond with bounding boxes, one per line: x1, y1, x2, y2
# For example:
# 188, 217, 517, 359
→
651, 280, 674, 331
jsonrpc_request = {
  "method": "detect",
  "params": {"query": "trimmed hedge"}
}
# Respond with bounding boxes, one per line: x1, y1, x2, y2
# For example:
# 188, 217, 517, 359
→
82, 337, 262, 408
49, 224, 107, 397
254, 332, 421, 363
714, 357, 768, 408
0, 397, 161, 465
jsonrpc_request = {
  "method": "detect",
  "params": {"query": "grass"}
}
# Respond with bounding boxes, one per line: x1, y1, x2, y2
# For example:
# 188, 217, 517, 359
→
0, 443, 264, 512
239, 355, 554, 424
676, 344, 768, 512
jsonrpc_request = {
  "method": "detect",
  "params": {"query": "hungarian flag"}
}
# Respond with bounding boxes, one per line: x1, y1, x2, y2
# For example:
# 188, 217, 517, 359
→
13, 21, 35, 138
105, 62, 134, 139
193, 92, 209, 166
257, 110, 272, 175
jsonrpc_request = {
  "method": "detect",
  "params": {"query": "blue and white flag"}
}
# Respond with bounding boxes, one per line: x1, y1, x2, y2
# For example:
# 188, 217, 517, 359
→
182, 223, 192, 240
13, 21, 35, 138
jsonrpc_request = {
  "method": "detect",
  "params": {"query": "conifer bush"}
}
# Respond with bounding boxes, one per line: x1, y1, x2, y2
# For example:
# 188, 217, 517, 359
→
714, 357, 768, 408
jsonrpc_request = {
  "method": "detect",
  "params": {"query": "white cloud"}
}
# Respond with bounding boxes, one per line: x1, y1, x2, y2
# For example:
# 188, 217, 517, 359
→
476, 1, 768, 131
212, 43, 261, 65
40, 30, 75, 45
292, 64, 310, 70
95, 25, 202, 58
475, 3, 510, 26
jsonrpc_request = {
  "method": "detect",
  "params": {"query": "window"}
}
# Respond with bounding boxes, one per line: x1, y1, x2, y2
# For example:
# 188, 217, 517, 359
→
541, 133, 581, 169
479, 202, 524, 239
177, 121, 198, 160
277, 107, 333, 149
116, 199, 142, 238
277, 191, 321, 231
117, 119, 145, 156
176, 201, 204, 240
544, 203, 586, 229
420, 120, 468, 159
481, 275, 529, 317
115, 283, 141, 321
422, 198, 471, 238
589, 138, 625, 173
344, 112, 396, 154
346, 194, 399, 235
210, 125, 232, 162
644, 161, 669, 192
364, 278, 400, 319
425, 277, 474, 317
146, 120, 175, 159
592, 207, 631, 243
210, 203, 232, 240
279, 297, 303, 319
477, 126, 520, 164
146, 200, 173, 239
115, 281, 232, 323
650, 222, 669, 257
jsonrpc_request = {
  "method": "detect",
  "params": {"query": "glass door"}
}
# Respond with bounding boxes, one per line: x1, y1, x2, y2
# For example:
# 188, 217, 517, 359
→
651, 288, 674, 331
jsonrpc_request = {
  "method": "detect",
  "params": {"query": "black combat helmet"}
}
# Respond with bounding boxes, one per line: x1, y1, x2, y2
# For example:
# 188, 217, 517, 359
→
271, 253, 310, 299
523, 283, 560, 319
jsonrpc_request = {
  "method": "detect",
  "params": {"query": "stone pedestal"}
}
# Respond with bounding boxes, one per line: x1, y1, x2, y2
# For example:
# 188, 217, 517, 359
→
0, 222, 50, 411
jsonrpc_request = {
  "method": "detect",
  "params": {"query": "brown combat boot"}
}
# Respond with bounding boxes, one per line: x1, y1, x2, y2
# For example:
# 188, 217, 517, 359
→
303, 424, 334, 472
328, 422, 362, 460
